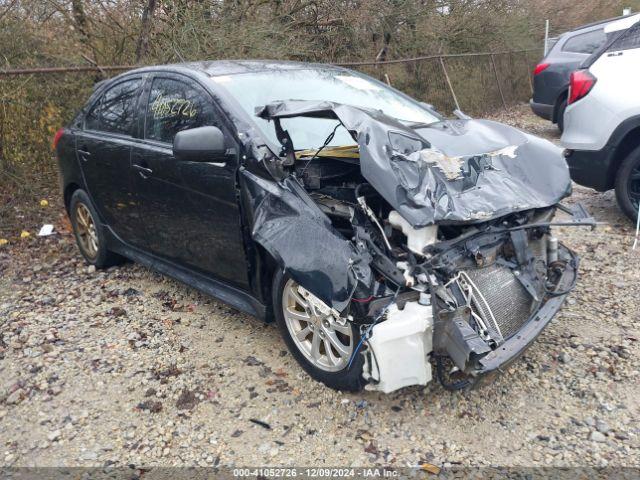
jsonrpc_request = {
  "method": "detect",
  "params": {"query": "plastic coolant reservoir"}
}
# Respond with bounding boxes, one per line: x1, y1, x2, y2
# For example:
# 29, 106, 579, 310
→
364, 300, 433, 393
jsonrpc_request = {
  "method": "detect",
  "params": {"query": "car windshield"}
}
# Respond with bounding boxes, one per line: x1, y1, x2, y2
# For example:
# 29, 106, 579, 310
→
211, 68, 439, 151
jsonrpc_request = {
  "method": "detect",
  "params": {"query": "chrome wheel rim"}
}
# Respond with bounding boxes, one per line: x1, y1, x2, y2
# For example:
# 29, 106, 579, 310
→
75, 203, 99, 260
282, 279, 353, 372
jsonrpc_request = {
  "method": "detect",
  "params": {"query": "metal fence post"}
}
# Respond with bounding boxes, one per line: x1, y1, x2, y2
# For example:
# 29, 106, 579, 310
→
490, 53, 507, 109
439, 56, 460, 112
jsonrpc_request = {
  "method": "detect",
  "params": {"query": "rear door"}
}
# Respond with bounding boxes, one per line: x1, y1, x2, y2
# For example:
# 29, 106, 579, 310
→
76, 77, 147, 247
131, 73, 250, 288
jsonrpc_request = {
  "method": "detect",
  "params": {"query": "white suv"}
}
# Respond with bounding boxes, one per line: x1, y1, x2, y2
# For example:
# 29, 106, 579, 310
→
561, 14, 640, 221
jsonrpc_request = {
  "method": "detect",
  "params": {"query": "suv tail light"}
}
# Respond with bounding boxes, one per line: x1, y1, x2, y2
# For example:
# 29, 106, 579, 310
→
52, 128, 65, 150
533, 63, 550, 75
568, 70, 597, 105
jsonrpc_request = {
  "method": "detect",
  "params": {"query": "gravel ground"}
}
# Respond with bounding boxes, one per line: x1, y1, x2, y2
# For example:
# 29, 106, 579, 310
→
0, 105, 639, 469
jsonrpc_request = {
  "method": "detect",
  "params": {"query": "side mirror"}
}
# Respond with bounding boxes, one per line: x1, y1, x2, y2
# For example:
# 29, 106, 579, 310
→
173, 126, 226, 162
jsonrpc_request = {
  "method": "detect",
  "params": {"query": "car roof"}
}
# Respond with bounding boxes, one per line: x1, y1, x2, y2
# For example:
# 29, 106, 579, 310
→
604, 13, 640, 33
133, 60, 348, 78
547, 15, 633, 58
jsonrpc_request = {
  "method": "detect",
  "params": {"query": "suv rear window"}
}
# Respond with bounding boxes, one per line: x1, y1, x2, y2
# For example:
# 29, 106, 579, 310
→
607, 21, 640, 51
562, 29, 606, 54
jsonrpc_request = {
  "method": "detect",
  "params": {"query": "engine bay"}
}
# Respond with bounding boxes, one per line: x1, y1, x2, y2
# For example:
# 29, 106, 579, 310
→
247, 99, 594, 393
288, 145, 581, 392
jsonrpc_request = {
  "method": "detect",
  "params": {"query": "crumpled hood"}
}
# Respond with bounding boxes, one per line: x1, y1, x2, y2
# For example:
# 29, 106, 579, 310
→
412, 117, 528, 157
257, 100, 572, 227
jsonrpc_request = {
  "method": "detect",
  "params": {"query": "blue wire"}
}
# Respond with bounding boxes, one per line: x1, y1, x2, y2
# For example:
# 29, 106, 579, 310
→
347, 288, 401, 369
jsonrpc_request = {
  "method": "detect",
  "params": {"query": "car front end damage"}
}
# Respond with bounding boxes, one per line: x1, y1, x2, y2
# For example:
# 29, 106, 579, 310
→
242, 100, 595, 393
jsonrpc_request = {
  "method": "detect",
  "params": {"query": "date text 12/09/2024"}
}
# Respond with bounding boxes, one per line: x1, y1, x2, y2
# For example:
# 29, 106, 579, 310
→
232, 468, 403, 478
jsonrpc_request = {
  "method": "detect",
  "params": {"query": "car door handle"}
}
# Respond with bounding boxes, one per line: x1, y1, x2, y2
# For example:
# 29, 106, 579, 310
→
77, 149, 91, 161
132, 164, 153, 179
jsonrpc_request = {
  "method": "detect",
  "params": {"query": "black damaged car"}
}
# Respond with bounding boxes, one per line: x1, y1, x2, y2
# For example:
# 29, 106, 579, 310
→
55, 61, 594, 393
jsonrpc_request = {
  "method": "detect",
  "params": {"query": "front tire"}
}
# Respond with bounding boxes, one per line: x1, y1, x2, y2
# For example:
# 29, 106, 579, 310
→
69, 189, 123, 268
614, 145, 640, 222
272, 269, 364, 391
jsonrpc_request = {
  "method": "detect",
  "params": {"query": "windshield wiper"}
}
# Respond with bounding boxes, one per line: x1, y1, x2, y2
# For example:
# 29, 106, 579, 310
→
297, 122, 343, 180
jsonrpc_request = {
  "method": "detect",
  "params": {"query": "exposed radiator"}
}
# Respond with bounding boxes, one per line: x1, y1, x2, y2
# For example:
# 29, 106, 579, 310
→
464, 263, 535, 342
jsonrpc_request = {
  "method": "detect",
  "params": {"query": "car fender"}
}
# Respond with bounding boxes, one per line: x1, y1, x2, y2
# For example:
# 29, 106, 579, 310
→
240, 169, 373, 312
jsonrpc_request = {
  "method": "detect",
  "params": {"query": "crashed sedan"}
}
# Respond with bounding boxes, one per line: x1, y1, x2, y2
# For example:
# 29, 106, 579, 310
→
56, 61, 594, 393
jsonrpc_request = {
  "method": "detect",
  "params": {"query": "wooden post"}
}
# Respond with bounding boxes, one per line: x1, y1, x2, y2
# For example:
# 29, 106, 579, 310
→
490, 53, 507, 109
439, 56, 460, 112
0, 101, 4, 173
523, 50, 534, 95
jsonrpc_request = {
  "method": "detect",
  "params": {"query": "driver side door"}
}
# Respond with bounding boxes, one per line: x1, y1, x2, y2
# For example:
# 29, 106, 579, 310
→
131, 73, 250, 288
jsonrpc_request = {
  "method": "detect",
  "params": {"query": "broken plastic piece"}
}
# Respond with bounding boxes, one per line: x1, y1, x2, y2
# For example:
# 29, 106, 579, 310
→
388, 210, 437, 256
364, 301, 433, 393
37, 224, 54, 236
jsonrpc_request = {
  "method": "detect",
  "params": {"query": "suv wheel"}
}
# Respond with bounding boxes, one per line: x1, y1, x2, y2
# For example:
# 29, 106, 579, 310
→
69, 189, 123, 268
615, 145, 640, 222
272, 270, 364, 391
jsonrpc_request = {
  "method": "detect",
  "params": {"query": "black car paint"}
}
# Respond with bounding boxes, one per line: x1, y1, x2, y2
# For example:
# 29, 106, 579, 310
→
59, 64, 283, 318
58, 61, 576, 323
531, 61, 578, 121
60, 62, 385, 319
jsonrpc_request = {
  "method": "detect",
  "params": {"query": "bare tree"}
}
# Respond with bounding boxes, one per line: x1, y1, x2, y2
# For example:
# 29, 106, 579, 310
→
135, 0, 156, 63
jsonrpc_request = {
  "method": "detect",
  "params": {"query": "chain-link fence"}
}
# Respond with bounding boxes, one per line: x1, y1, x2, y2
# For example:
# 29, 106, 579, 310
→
342, 50, 536, 113
0, 50, 538, 236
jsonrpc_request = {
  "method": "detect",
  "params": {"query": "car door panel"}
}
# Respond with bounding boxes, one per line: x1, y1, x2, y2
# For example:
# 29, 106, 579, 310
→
76, 77, 147, 248
132, 74, 250, 288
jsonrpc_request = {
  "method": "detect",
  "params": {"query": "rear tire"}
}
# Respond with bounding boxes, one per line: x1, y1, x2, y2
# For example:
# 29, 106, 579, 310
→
614, 146, 640, 222
556, 98, 567, 133
69, 189, 124, 268
272, 269, 364, 392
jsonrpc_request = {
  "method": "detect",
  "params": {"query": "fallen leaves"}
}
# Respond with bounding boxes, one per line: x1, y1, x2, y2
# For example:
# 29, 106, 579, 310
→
420, 463, 441, 475
108, 306, 127, 317
20, 230, 30, 239
175, 389, 200, 410
136, 400, 163, 413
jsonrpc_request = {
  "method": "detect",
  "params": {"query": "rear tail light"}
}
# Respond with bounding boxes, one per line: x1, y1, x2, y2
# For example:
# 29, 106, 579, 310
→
568, 70, 597, 104
52, 128, 65, 150
533, 63, 550, 75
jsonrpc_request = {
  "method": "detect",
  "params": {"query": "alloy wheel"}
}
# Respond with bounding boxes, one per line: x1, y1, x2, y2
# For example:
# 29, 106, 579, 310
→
75, 203, 99, 260
281, 279, 353, 372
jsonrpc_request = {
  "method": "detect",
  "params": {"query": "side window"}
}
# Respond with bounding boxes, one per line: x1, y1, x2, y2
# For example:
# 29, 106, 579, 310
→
144, 77, 217, 144
607, 22, 640, 52
562, 29, 606, 54
85, 78, 142, 135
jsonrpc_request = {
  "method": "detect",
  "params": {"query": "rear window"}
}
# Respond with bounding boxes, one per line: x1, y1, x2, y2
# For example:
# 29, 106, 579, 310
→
562, 29, 606, 54
85, 78, 142, 135
607, 21, 640, 51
